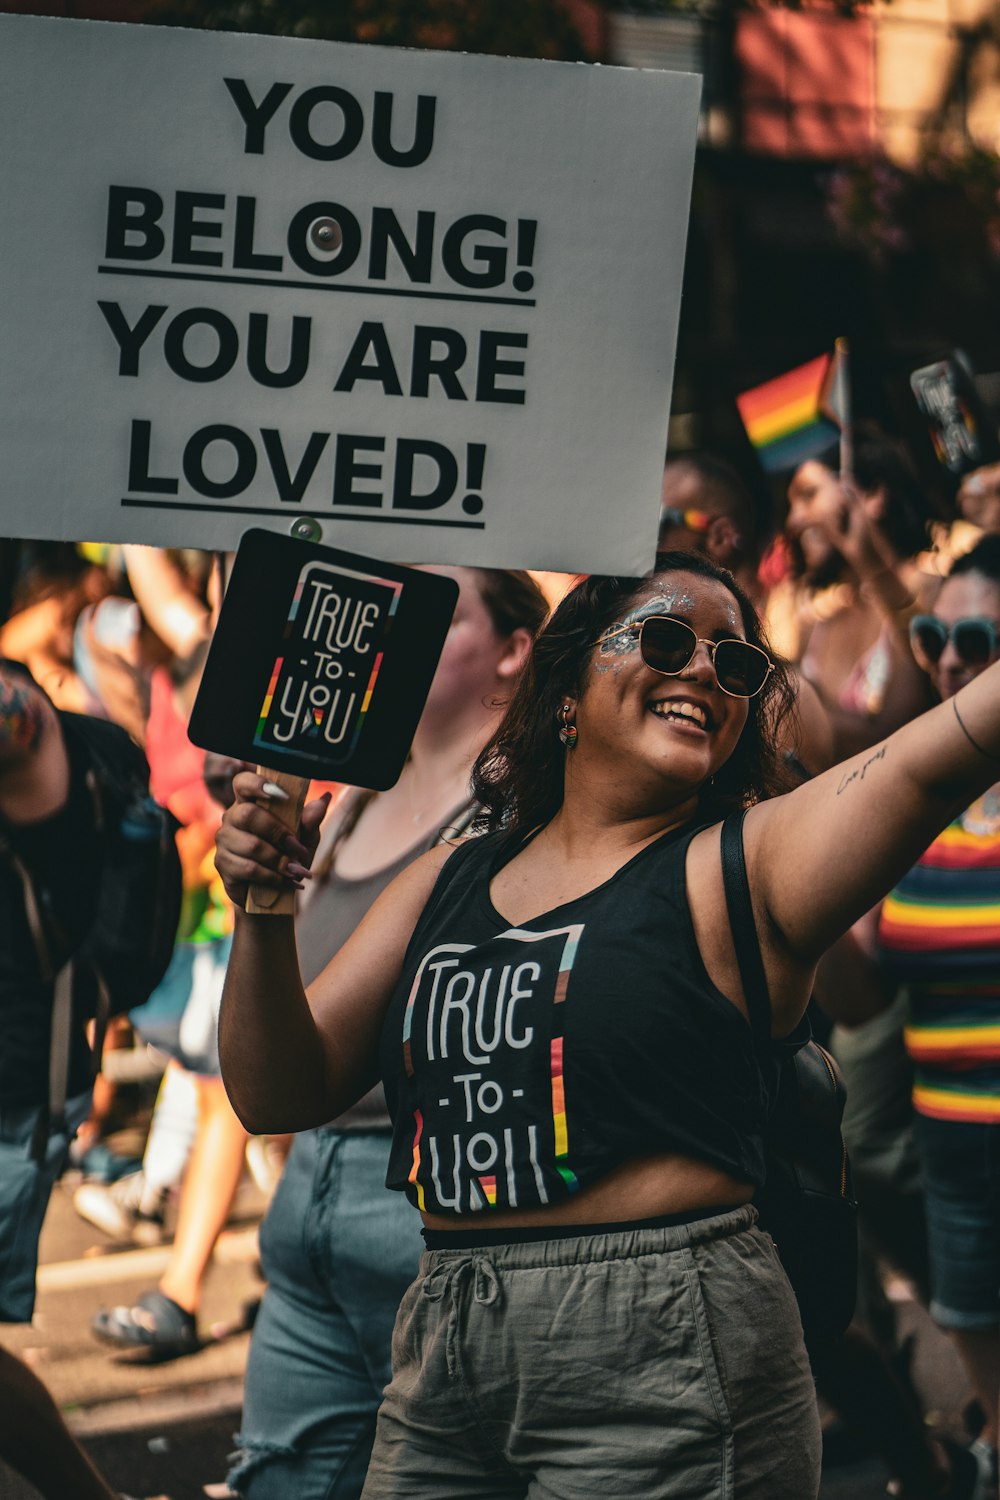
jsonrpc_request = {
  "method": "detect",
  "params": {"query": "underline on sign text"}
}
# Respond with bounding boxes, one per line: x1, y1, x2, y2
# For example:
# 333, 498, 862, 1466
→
98, 265, 536, 309
120, 497, 486, 529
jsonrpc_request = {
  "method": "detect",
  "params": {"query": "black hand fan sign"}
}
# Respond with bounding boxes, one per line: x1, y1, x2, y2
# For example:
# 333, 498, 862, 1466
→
189, 530, 458, 791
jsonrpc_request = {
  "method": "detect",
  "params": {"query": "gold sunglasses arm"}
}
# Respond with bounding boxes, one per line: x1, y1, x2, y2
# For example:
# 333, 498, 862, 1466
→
595, 619, 674, 647
597, 623, 643, 645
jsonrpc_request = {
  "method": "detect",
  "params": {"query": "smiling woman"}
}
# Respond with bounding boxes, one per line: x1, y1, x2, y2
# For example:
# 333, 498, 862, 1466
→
215, 547, 1000, 1500
472, 552, 795, 839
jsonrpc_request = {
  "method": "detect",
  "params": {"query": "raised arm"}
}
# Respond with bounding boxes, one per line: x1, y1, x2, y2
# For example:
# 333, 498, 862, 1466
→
798, 472, 932, 757
749, 657, 1000, 969
215, 771, 451, 1134
122, 544, 211, 661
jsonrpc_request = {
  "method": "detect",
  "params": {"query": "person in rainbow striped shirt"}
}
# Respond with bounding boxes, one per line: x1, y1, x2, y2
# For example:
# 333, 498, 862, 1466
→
878, 534, 1000, 1495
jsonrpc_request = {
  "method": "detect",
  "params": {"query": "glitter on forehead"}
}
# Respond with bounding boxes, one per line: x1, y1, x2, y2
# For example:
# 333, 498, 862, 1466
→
598, 590, 681, 657
652, 581, 743, 635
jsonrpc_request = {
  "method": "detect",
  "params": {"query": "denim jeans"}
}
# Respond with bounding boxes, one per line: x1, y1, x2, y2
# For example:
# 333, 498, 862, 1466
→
230, 1128, 424, 1500
0, 1090, 91, 1323
915, 1114, 1000, 1330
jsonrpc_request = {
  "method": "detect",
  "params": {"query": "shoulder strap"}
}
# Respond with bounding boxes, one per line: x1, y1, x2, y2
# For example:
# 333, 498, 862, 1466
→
0, 834, 82, 1159
720, 810, 771, 1048
312, 788, 375, 883
412, 820, 510, 919
0, 835, 56, 979
314, 791, 480, 886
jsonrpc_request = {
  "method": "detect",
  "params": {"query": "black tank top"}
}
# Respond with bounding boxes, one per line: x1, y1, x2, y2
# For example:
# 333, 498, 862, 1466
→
380, 823, 768, 1215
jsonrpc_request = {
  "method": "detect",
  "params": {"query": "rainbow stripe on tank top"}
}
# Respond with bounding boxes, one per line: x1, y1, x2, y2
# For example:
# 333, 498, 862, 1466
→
878, 813, 1000, 1124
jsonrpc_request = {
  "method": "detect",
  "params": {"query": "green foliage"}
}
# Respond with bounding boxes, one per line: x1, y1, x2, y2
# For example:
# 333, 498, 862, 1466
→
142, 0, 588, 60
826, 146, 1000, 269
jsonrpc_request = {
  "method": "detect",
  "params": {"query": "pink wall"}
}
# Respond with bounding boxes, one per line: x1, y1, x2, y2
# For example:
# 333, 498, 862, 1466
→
736, 7, 876, 158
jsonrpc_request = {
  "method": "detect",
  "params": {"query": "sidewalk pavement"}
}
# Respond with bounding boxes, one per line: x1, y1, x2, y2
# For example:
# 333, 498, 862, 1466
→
0, 1156, 266, 1500
0, 1157, 979, 1500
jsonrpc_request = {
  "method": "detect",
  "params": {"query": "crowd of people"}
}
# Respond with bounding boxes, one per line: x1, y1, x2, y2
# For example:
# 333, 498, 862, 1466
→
0, 429, 998, 1500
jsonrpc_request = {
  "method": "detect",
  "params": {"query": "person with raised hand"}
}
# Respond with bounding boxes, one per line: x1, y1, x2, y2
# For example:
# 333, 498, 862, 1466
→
216, 549, 1000, 1500
777, 436, 936, 759
226, 567, 545, 1500
873, 535, 1000, 1497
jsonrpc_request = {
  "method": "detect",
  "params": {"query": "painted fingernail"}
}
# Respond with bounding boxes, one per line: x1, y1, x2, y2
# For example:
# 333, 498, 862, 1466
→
261, 782, 290, 801
286, 862, 311, 880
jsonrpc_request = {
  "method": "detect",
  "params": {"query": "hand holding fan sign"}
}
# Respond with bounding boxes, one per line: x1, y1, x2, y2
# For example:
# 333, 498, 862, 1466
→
189, 531, 458, 913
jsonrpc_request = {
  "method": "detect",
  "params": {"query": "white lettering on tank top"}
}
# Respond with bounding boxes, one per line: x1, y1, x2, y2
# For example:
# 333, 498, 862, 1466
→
400, 925, 584, 1212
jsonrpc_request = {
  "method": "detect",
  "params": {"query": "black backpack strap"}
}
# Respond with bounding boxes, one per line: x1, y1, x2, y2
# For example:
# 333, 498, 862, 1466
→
0, 831, 76, 1159
720, 810, 772, 1048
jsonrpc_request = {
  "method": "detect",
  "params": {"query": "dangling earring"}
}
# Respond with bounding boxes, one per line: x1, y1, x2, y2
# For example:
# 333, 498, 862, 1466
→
558, 702, 578, 748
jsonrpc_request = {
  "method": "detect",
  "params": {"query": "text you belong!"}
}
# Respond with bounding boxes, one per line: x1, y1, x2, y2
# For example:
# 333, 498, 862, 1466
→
104, 72, 537, 532
103, 77, 539, 299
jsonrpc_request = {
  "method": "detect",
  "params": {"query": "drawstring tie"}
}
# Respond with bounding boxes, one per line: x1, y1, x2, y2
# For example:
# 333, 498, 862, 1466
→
421, 1255, 501, 1378
422, 1253, 501, 1306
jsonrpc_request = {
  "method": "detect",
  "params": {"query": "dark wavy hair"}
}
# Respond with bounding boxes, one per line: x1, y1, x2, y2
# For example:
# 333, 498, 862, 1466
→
472, 552, 796, 833
852, 433, 933, 560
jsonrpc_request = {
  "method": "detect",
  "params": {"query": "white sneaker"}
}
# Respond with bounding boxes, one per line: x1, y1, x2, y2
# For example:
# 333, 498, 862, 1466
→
73, 1172, 168, 1246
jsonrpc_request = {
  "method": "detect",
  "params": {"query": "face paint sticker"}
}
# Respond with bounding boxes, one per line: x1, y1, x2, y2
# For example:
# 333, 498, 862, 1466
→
598, 589, 682, 659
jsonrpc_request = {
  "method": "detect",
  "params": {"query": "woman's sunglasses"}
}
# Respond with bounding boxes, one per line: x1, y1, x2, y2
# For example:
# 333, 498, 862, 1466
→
910, 614, 1000, 668
597, 615, 774, 698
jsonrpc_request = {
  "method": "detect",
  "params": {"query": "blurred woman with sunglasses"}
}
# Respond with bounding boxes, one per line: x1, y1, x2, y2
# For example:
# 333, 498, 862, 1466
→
777, 436, 936, 760
875, 535, 1000, 1495
215, 549, 1000, 1500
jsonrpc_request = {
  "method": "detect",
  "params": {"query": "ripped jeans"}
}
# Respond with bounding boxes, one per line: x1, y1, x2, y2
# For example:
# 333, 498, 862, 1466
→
229, 1128, 424, 1500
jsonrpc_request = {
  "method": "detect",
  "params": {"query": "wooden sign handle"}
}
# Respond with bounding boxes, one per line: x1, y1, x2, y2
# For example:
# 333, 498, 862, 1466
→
245, 769, 309, 917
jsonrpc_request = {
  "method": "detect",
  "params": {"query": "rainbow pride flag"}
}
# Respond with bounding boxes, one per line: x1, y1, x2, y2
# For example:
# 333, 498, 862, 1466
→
737, 350, 845, 473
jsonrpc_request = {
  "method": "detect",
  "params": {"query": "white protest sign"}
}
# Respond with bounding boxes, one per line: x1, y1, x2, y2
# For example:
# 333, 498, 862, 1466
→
0, 16, 699, 572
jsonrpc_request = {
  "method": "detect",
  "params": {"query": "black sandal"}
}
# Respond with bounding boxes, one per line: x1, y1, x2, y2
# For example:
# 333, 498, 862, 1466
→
92, 1289, 199, 1359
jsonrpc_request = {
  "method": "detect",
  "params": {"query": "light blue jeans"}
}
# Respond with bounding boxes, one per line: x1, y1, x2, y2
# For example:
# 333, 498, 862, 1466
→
915, 1114, 1000, 1330
230, 1128, 424, 1500
0, 1090, 92, 1323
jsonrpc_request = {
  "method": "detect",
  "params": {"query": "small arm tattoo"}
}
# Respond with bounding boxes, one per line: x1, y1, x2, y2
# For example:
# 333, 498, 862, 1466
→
836, 744, 886, 795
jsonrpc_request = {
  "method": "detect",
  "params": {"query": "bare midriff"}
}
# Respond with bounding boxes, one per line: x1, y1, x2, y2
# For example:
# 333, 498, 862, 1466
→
420, 1150, 754, 1232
